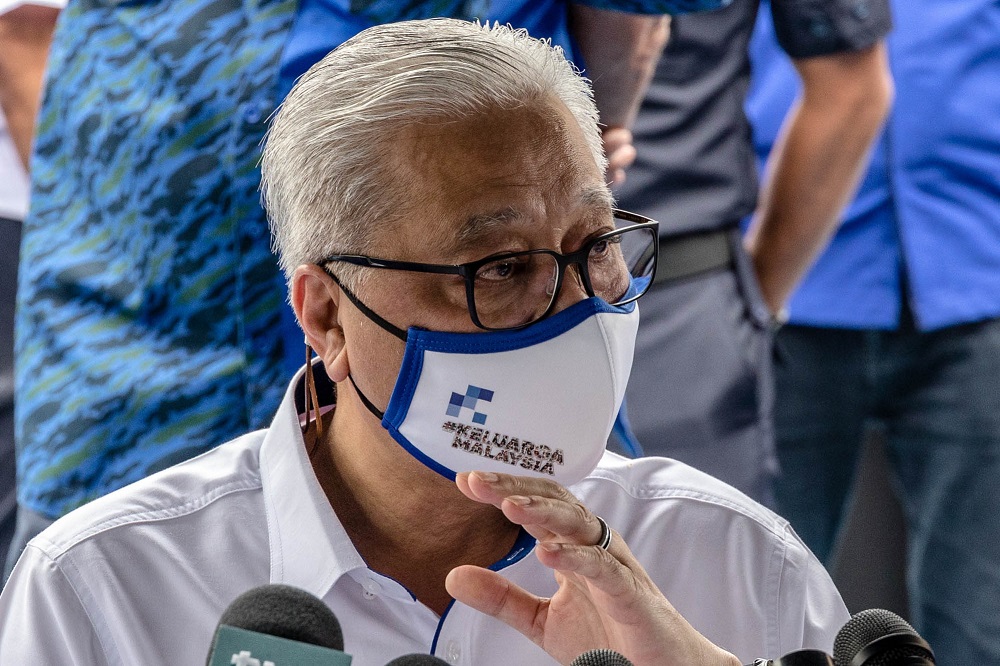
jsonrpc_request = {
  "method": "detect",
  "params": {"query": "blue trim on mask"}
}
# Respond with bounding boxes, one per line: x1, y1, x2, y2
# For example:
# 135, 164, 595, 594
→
404, 295, 635, 355
384, 420, 459, 481
612, 403, 645, 458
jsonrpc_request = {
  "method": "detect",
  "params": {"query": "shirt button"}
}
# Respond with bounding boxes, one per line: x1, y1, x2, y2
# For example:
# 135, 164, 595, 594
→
362, 578, 381, 599
445, 639, 461, 664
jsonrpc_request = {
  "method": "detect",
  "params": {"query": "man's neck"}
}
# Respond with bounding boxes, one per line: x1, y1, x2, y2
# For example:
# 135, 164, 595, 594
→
309, 403, 521, 615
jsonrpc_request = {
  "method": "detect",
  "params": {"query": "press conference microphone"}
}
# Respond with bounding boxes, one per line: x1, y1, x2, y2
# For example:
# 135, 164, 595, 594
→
767, 650, 834, 665
571, 649, 634, 666
744, 649, 834, 665
833, 609, 935, 666
206, 584, 352, 665
384, 655, 451, 665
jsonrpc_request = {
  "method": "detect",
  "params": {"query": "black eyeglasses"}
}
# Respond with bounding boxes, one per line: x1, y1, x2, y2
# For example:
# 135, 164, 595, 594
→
321, 209, 659, 332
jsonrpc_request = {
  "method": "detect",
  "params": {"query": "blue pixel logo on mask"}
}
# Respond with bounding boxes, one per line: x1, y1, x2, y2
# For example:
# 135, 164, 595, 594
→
446, 385, 494, 425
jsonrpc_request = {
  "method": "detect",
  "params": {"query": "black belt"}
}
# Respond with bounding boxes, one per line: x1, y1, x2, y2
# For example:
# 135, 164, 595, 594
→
653, 227, 735, 284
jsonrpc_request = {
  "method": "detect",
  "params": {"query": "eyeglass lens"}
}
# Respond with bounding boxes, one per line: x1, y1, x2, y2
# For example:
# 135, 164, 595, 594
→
471, 224, 656, 329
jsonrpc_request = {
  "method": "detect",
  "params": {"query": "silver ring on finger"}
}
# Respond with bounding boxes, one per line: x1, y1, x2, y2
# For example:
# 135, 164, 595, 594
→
595, 515, 612, 550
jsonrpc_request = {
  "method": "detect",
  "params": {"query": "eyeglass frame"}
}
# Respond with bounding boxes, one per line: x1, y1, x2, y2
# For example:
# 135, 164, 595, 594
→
318, 208, 659, 333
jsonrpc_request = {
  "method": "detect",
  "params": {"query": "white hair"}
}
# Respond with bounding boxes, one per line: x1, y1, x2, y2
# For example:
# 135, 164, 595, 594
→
261, 18, 606, 288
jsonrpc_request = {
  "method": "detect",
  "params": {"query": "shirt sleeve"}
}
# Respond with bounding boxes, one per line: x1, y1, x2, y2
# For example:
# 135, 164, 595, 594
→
771, 0, 892, 59
774, 524, 851, 654
0, 545, 112, 665
571, 0, 735, 15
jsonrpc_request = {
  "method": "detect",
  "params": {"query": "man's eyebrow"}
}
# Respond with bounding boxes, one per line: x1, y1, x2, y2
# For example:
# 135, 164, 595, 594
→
454, 206, 525, 247
579, 185, 615, 212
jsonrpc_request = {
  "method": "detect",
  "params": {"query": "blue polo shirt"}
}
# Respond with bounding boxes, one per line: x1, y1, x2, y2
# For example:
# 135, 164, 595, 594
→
746, 0, 1000, 331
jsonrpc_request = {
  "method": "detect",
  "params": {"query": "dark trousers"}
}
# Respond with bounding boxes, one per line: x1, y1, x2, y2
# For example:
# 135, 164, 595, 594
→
774, 318, 1000, 665
622, 230, 777, 505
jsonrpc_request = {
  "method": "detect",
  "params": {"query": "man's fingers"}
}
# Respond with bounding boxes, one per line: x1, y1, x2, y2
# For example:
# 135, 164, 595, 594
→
445, 565, 546, 643
457, 471, 579, 509
535, 541, 640, 602
457, 472, 603, 546
499, 494, 604, 546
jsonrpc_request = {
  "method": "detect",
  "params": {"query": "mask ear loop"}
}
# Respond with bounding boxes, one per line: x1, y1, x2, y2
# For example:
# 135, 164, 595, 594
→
304, 339, 324, 441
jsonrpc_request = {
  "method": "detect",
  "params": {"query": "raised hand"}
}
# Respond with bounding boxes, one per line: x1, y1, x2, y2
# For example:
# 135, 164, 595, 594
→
445, 471, 740, 666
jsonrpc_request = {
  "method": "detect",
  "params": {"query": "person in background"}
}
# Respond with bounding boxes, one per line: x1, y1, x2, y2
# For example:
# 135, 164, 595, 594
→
747, 1, 1000, 662
612, 0, 893, 504
0, 22, 847, 663
5, 0, 722, 577
0, 0, 61, 577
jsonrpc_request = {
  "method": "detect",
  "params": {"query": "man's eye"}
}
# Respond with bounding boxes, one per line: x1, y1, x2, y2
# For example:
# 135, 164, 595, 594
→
478, 258, 526, 282
589, 235, 621, 260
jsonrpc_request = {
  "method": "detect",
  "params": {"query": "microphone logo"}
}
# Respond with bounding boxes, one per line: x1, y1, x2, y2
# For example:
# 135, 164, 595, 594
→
231, 651, 275, 666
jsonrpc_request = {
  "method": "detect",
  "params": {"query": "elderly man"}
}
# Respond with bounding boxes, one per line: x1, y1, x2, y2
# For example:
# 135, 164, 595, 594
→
0, 19, 846, 665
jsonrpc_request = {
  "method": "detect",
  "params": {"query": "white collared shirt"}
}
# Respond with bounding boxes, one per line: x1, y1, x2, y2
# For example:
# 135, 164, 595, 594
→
0, 369, 848, 665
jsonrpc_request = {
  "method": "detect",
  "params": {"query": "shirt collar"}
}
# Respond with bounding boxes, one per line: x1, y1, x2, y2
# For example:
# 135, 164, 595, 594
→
259, 361, 367, 600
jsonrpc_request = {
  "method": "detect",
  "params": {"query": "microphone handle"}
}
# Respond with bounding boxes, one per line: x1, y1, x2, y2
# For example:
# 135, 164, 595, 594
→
746, 649, 835, 666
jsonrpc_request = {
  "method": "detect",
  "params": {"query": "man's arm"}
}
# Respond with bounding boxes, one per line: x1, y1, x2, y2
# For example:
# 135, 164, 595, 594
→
567, 4, 670, 185
0, 2, 60, 170
745, 43, 893, 313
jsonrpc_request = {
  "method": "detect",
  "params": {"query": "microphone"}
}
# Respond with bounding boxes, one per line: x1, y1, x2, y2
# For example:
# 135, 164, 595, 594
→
206, 584, 352, 665
385, 655, 451, 665
571, 649, 635, 665
768, 650, 834, 665
745, 649, 834, 665
833, 609, 935, 666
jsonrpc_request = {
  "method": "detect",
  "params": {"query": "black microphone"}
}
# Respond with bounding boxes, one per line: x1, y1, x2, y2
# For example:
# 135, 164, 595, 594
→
769, 650, 834, 665
571, 649, 635, 665
385, 655, 451, 665
745, 649, 834, 665
206, 584, 351, 665
833, 609, 935, 666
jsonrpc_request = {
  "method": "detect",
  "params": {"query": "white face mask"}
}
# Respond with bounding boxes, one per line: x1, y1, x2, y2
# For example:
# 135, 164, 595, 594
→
347, 292, 640, 486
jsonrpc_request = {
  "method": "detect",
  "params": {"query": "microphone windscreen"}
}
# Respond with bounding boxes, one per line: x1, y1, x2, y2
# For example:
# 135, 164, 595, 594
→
570, 649, 635, 666
385, 655, 451, 665
217, 584, 344, 651
833, 608, 934, 666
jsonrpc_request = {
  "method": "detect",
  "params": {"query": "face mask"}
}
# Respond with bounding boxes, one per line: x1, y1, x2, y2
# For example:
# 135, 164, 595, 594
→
345, 291, 640, 487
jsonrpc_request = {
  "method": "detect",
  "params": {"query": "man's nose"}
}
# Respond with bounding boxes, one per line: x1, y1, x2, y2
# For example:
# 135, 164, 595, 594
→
549, 262, 590, 315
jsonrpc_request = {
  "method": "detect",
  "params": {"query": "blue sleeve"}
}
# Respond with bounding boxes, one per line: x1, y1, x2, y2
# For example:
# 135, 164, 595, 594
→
571, 0, 733, 14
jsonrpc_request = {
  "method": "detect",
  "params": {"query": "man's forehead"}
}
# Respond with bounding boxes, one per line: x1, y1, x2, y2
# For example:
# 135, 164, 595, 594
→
454, 186, 613, 245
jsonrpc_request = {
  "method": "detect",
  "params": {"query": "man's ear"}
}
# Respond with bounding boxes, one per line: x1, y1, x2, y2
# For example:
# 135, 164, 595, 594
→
291, 264, 349, 381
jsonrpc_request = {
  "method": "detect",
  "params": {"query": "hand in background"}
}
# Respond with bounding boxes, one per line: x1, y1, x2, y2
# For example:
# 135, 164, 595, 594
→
603, 126, 637, 187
